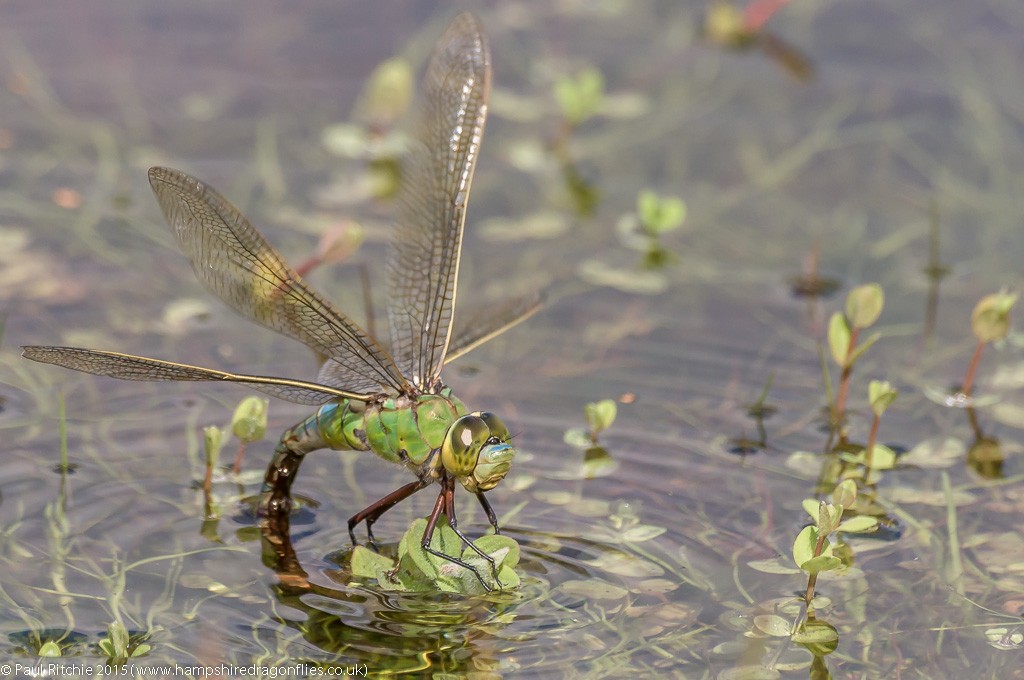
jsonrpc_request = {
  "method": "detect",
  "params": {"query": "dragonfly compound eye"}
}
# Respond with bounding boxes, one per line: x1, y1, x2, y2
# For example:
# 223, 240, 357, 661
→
475, 411, 510, 444
442, 415, 489, 477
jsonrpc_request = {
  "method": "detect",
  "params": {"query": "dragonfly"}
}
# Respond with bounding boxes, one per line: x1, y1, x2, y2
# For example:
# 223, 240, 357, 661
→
22, 12, 540, 590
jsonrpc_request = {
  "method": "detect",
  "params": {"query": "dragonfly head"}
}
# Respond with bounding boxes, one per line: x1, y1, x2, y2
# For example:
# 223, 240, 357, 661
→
441, 411, 515, 493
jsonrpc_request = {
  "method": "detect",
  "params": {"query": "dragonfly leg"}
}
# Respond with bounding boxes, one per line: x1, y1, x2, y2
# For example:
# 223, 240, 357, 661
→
420, 483, 492, 592
347, 478, 430, 545
445, 483, 502, 588
476, 492, 500, 534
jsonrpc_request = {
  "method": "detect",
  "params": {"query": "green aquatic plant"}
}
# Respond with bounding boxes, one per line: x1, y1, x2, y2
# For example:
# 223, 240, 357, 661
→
230, 395, 269, 474
350, 519, 520, 594
554, 67, 605, 129
97, 622, 151, 661
827, 283, 884, 433
565, 398, 618, 447
794, 479, 878, 604
863, 380, 898, 475
202, 425, 223, 497
636, 190, 687, 268
959, 290, 1016, 397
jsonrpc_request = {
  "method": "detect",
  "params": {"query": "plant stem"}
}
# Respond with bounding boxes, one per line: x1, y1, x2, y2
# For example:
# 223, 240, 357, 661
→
58, 392, 68, 472
833, 327, 860, 433
960, 340, 986, 397
804, 533, 828, 603
864, 413, 880, 474
233, 443, 246, 475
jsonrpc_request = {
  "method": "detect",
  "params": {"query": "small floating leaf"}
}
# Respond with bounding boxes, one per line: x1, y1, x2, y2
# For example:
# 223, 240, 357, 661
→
792, 618, 839, 655
38, 641, 62, 657
753, 614, 791, 637
836, 516, 879, 533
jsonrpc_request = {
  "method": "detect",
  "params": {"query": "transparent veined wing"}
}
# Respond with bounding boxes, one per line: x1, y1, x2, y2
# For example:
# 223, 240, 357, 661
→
22, 346, 372, 405
444, 290, 544, 365
385, 13, 490, 389
149, 166, 407, 394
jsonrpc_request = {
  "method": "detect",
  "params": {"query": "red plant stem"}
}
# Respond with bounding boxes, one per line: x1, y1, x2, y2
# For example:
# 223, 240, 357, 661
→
833, 327, 861, 432
203, 462, 214, 495
960, 340, 986, 397
864, 413, 880, 472
804, 533, 828, 603
233, 443, 247, 476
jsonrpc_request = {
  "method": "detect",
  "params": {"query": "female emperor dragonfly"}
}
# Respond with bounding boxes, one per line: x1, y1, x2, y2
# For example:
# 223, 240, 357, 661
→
23, 13, 540, 590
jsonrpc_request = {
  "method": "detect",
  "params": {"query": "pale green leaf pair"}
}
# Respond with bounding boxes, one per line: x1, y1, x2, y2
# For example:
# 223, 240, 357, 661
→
350, 518, 521, 594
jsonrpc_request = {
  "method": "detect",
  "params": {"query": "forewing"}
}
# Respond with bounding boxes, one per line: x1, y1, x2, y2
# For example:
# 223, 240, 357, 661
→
148, 166, 406, 393
385, 13, 490, 388
445, 290, 544, 365
22, 346, 371, 405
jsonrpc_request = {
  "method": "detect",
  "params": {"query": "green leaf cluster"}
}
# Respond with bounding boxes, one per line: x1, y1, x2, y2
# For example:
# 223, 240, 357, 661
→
793, 480, 878, 575
585, 399, 617, 435
637, 190, 687, 236
555, 67, 605, 127
350, 518, 521, 594
827, 283, 884, 369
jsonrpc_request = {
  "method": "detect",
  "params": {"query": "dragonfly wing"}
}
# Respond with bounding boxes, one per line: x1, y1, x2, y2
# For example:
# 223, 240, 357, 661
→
22, 346, 373, 405
385, 12, 490, 389
148, 166, 407, 394
444, 290, 544, 365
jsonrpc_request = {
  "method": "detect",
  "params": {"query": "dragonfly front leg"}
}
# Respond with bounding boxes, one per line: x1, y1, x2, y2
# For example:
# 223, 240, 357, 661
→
476, 492, 500, 535
347, 478, 430, 545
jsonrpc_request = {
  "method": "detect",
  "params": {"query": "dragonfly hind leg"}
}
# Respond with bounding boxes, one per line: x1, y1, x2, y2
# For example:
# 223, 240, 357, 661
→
347, 478, 430, 545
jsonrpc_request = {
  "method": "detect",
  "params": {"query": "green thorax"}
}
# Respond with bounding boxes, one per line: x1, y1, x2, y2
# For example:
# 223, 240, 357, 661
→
314, 388, 468, 470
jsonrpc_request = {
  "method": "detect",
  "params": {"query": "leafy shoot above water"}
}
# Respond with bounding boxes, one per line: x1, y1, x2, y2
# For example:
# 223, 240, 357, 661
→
231, 396, 268, 474
565, 398, 618, 447
794, 479, 878, 604
554, 67, 605, 129
350, 518, 521, 595
827, 283, 884, 434
958, 289, 1016, 398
